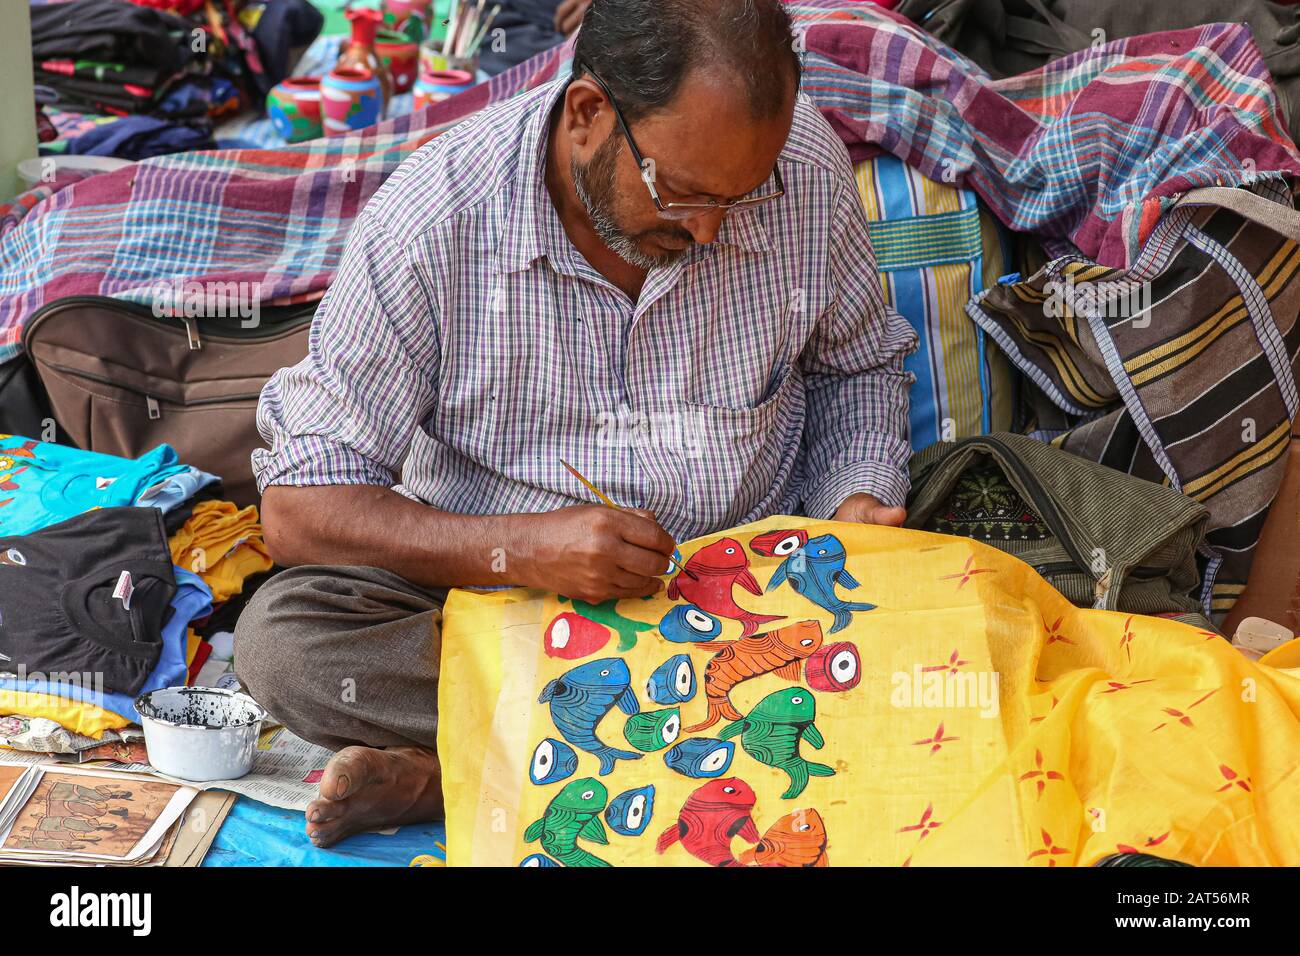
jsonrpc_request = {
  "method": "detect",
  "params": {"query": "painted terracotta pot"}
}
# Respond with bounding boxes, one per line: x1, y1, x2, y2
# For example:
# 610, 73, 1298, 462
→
375, 29, 420, 94
412, 68, 475, 110
321, 66, 383, 135
384, 0, 431, 42
266, 75, 323, 143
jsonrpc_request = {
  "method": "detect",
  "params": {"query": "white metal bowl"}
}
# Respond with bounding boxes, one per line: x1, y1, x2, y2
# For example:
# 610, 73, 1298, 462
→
135, 685, 267, 782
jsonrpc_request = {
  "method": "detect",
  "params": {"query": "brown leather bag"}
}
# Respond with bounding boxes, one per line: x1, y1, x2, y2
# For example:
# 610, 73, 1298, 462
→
22, 296, 313, 506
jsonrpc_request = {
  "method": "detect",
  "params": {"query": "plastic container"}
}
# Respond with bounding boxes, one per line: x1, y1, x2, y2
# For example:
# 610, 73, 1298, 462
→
135, 685, 267, 782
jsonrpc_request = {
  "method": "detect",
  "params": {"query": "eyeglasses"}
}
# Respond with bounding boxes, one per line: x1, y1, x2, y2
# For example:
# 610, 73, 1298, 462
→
574, 61, 786, 221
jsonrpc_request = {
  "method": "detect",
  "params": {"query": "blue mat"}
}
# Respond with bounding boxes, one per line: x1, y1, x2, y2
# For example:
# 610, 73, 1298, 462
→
203, 798, 446, 867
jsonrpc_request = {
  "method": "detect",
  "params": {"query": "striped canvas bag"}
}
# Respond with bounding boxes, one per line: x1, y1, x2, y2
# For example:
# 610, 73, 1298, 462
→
968, 186, 1300, 621
854, 155, 1015, 449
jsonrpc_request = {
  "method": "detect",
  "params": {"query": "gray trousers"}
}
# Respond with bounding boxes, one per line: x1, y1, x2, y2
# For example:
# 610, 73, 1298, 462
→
233, 565, 446, 752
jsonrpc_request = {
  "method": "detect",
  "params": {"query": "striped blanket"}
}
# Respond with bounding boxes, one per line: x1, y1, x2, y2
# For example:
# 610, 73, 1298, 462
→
2, 2, 1298, 361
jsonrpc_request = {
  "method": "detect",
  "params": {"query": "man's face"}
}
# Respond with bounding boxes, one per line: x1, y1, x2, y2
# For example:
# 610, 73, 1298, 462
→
571, 68, 795, 270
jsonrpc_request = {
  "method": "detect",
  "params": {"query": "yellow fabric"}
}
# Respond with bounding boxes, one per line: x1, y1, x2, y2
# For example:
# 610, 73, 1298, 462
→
169, 500, 272, 604
0, 691, 129, 737
439, 516, 1300, 867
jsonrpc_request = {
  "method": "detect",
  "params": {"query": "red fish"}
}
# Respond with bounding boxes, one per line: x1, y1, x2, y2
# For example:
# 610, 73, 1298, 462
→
543, 612, 611, 660
749, 528, 808, 558
667, 538, 783, 638
655, 777, 759, 867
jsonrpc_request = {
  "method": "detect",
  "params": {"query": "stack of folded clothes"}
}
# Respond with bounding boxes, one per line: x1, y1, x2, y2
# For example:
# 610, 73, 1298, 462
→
29, 0, 197, 115
0, 435, 272, 751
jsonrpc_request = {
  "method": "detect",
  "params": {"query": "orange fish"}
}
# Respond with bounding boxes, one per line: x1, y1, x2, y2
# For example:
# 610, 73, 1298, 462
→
739, 808, 829, 867
684, 620, 824, 732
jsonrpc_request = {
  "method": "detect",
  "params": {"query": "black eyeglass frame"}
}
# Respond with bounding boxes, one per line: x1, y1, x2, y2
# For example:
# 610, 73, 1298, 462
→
573, 60, 787, 221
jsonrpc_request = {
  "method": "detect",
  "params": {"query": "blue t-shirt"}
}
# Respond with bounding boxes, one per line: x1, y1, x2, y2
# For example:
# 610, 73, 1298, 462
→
0, 437, 213, 536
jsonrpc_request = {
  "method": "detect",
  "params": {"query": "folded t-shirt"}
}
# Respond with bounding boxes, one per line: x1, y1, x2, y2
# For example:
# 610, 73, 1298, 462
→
0, 436, 213, 536
0, 506, 181, 695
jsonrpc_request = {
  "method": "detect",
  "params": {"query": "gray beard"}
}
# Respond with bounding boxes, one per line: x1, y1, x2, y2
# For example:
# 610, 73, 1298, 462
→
570, 139, 686, 271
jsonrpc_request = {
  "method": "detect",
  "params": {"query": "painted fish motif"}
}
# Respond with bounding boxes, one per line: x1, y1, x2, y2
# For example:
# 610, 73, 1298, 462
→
543, 612, 610, 660
647, 653, 696, 705
738, 808, 829, 867
539, 657, 643, 775
667, 538, 783, 637
623, 708, 681, 752
749, 528, 808, 558
529, 737, 579, 785
720, 686, 835, 799
684, 620, 824, 732
558, 595, 656, 651
523, 777, 611, 867
805, 641, 861, 692
605, 785, 655, 836
655, 777, 759, 867
658, 603, 723, 643
519, 853, 561, 867
766, 533, 875, 633
663, 738, 734, 778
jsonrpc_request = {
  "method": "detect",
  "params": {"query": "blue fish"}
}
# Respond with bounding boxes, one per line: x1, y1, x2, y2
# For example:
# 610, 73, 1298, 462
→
659, 604, 723, 643
520, 853, 561, 867
664, 738, 734, 778
766, 533, 875, 633
647, 654, 696, 704
605, 785, 656, 836
529, 737, 579, 785
539, 657, 643, 775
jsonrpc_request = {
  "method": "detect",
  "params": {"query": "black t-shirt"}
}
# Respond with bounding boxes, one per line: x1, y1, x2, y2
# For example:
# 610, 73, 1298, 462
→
0, 507, 176, 697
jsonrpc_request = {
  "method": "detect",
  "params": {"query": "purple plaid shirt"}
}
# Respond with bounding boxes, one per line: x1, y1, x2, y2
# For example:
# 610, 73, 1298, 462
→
253, 77, 916, 542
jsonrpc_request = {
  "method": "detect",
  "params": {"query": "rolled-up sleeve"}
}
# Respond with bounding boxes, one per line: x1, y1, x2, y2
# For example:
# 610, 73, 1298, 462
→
799, 179, 917, 518
252, 211, 440, 493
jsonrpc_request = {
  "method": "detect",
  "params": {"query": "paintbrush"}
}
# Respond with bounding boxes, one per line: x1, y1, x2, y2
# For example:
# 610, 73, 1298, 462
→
466, 3, 500, 57
442, 0, 463, 56
560, 459, 684, 574
460, 0, 487, 57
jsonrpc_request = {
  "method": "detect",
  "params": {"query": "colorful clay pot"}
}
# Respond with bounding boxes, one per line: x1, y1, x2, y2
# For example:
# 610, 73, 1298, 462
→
321, 67, 383, 135
375, 29, 420, 94
339, 7, 390, 115
266, 75, 323, 143
384, 0, 430, 42
412, 68, 475, 110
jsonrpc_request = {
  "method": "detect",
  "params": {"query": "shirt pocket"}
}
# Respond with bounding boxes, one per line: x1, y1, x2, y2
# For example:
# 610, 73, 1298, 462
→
682, 363, 804, 526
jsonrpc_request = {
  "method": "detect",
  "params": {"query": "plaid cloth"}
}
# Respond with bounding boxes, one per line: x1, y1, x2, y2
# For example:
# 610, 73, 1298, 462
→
3, 2, 1299, 362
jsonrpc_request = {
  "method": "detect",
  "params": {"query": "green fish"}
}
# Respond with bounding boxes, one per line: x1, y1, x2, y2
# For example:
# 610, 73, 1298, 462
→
720, 686, 835, 799
559, 595, 656, 651
623, 707, 682, 752
523, 777, 612, 867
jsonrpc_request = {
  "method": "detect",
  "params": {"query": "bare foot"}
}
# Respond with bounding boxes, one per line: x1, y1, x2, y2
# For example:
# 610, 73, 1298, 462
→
305, 745, 444, 848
